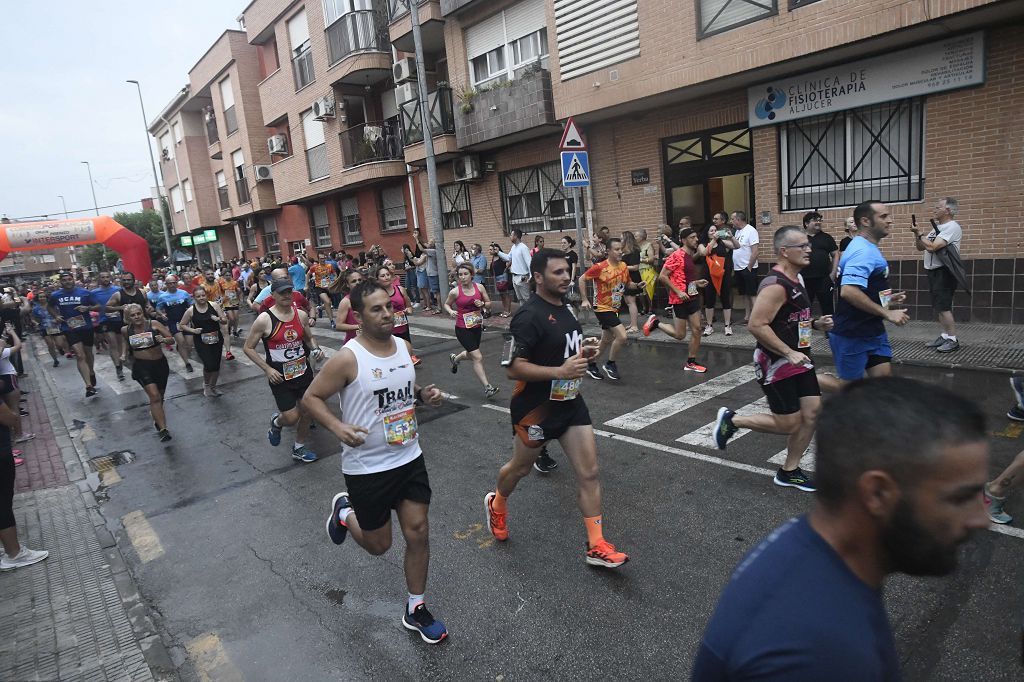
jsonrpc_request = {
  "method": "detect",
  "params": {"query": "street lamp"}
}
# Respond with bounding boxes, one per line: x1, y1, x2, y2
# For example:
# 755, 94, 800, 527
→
127, 79, 174, 264
57, 195, 69, 219
81, 161, 108, 265
58, 194, 76, 265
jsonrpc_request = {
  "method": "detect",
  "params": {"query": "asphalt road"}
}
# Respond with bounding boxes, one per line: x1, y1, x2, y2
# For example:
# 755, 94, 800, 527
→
36, 318, 1024, 681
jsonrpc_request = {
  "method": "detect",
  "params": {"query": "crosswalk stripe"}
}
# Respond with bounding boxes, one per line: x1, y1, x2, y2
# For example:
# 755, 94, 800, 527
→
767, 441, 817, 471
676, 397, 769, 447
603, 366, 754, 431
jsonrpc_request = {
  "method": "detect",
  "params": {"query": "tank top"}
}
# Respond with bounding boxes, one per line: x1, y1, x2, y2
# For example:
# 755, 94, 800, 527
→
118, 288, 147, 315
753, 268, 813, 386
454, 283, 483, 329
126, 322, 157, 354
261, 307, 310, 382
219, 279, 241, 308
388, 286, 408, 332
342, 295, 359, 343
191, 304, 222, 346
338, 337, 421, 475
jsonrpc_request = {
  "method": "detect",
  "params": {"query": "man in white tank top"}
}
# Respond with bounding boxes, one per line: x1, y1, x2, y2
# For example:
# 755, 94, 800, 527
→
303, 281, 449, 645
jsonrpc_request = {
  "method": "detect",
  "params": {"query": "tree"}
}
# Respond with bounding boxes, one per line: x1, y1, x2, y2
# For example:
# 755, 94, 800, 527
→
78, 203, 170, 272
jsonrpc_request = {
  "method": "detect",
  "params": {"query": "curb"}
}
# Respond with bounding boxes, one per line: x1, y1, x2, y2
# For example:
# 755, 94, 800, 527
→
31, 340, 179, 682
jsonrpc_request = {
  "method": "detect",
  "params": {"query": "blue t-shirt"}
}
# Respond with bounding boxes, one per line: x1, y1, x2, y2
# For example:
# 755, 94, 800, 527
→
472, 253, 487, 283
91, 285, 121, 322
692, 516, 900, 682
156, 289, 192, 323
32, 303, 56, 331
288, 263, 307, 291
48, 287, 96, 332
833, 236, 891, 338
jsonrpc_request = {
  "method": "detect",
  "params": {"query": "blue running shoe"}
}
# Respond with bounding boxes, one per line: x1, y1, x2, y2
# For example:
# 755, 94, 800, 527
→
713, 407, 738, 450
402, 604, 448, 644
268, 413, 282, 446
292, 445, 317, 463
326, 492, 350, 544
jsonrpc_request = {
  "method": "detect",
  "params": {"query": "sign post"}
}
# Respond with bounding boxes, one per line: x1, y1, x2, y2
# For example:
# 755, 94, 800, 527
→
560, 117, 589, 305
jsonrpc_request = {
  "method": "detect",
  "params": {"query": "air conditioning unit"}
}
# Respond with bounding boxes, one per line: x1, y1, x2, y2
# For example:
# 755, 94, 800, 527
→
312, 95, 336, 121
267, 134, 289, 155
453, 155, 481, 182
254, 164, 273, 182
395, 83, 418, 107
393, 57, 417, 85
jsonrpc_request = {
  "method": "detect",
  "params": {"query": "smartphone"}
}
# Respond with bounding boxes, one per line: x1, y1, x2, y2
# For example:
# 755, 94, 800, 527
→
911, 214, 917, 228
717, 229, 730, 239
500, 335, 516, 367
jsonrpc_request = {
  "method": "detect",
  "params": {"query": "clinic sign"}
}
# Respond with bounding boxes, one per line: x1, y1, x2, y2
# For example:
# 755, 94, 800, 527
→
748, 31, 985, 127
5, 221, 97, 248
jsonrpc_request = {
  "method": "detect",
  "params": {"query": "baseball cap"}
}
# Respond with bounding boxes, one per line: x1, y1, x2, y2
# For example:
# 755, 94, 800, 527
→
271, 279, 294, 294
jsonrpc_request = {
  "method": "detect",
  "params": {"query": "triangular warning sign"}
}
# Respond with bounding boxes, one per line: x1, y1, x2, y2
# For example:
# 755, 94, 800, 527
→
565, 153, 588, 182
559, 117, 586, 150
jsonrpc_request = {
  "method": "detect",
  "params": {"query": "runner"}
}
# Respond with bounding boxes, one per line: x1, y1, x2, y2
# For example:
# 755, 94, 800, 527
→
196, 269, 223, 307
31, 288, 64, 367
243, 279, 324, 464
91, 272, 125, 380
830, 201, 910, 383
308, 254, 339, 323
155, 275, 194, 373
106, 273, 153, 321
712, 225, 834, 492
120, 304, 174, 442
178, 286, 228, 397
374, 265, 419, 366
216, 270, 242, 346
444, 263, 499, 398
47, 272, 100, 397
578, 237, 637, 381
485, 248, 630, 569
983, 377, 1024, 524
333, 269, 364, 343
642, 227, 710, 373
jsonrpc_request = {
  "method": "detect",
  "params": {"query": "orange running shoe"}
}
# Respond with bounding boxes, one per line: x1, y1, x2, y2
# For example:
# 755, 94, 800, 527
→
585, 539, 629, 568
484, 492, 508, 541
225, 351, 235, 361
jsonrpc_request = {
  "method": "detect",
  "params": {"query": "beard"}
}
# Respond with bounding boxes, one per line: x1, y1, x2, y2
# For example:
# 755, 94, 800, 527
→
880, 498, 965, 577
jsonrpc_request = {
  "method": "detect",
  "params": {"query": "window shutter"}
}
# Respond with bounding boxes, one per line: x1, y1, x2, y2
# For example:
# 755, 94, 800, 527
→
219, 76, 235, 109
464, 11, 506, 60
287, 9, 311, 51
554, 0, 640, 81
503, 0, 546, 42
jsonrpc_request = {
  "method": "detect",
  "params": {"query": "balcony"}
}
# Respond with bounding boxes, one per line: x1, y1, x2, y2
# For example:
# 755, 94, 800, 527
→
235, 176, 251, 205
440, 0, 484, 16
454, 67, 559, 151
306, 143, 329, 181
340, 121, 404, 168
217, 186, 230, 210
388, 0, 444, 53
400, 86, 459, 165
206, 115, 219, 144
224, 106, 238, 136
326, 11, 388, 67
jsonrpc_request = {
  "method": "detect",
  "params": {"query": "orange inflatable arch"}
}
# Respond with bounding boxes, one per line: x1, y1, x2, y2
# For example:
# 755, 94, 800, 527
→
0, 216, 153, 281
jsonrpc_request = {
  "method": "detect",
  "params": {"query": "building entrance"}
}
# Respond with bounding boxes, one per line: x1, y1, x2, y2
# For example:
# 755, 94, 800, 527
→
663, 126, 754, 230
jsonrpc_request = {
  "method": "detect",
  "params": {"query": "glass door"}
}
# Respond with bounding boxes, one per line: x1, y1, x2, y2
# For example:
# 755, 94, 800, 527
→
663, 126, 754, 231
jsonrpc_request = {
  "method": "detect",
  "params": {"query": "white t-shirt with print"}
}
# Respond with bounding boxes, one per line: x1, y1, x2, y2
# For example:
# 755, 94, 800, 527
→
733, 224, 760, 270
923, 220, 962, 270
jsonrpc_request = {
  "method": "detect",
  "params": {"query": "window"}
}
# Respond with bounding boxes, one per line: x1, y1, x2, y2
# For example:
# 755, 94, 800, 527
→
288, 9, 315, 90
440, 183, 472, 229
220, 76, 238, 134
311, 204, 332, 248
511, 29, 548, 67
232, 150, 250, 204
159, 132, 173, 161
465, 0, 546, 86
339, 196, 362, 245
182, 179, 193, 202
244, 220, 258, 249
380, 186, 408, 232
553, 0, 639, 81
301, 109, 329, 181
325, 1, 383, 66
324, 0, 373, 25
780, 98, 924, 211
263, 215, 280, 254
697, 0, 778, 39
500, 161, 579, 233
169, 185, 184, 213
471, 47, 506, 86
216, 171, 229, 210
172, 120, 183, 144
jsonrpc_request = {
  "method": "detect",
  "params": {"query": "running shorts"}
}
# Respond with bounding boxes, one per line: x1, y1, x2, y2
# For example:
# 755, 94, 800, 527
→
194, 337, 223, 373
511, 395, 592, 448
926, 266, 956, 312
828, 332, 893, 381
0, 374, 17, 397
393, 328, 411, 343
132, 356, 170, 394
270, 369, 313, 412
343, 454, 432, 531
672, 300, 702, 319
310, 287, 330, 305
594, 311, 622, 329
759, 371, 821, 415
97, 319, 123, 334
64, 328, 95, 348
455, 326, 482, 352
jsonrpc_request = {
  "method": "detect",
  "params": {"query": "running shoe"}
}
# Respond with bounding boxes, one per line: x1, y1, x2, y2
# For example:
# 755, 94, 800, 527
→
326, 492, 351, 544
713, 407, 738, 449
602, 361, 620, 380
65, 352, 74, 359
724, 325, 733, 336
1007, 405, 1024, 422
924, 335, 945, 348
1010, 376, 1024, 410
484, 492, 508, 541
52, 359, 59, 368
774, 467, 816, 492
116, 365, 124, 381
702, 324, 714, 337
484, 384, 500, 399
534, 447, 558, 473
684, 361, 708, 373
14, 433, 35, 444
225, 351, 235, 361
585, 540, 630, 568
449, 353, 459, 374
984, 484, 1012, 524
642, 314, 660, 336
85, 387, 97, 398
412, 355, 422, 367
292, 445, 318, 463
402, 604, 448, 644
585, 364, 603, 380
0, 547, 48, 571
158, 429, 172, 442
185, 363, 194, 373
268, 412, 282, 447
936, 338, 960, 353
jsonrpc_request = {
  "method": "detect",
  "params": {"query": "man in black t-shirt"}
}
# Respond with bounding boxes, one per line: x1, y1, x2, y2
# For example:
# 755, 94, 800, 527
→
801, 211, 838, 315
484, 249, 630, 569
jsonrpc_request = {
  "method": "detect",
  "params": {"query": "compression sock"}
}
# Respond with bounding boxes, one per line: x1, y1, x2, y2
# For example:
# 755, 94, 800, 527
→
584, 515, 604, 547
491, 491, 508, 514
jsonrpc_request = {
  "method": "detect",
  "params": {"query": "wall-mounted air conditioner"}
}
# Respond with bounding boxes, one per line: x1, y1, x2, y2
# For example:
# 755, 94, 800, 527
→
254, 164, 273, 182
453, 155, 481, 182
312, 95, 336, 120
267, 134, 289, 155
393, 57, 417, 85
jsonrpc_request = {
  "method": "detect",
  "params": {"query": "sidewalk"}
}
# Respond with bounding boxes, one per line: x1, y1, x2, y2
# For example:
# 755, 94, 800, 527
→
408, 305, 1024, 373
0, 347, 173, 681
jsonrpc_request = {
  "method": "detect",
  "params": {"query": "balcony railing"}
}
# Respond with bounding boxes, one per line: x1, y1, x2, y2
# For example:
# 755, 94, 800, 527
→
400, 86, 455, 145
235, 176, 251, 205
326, 10, 388, 66
306, 143, 329, 181
340, 120, 404, 168
206, 115, 219, 144
224, 106, 238, 135
217, 186, 230, 210
293, 46, 315, 90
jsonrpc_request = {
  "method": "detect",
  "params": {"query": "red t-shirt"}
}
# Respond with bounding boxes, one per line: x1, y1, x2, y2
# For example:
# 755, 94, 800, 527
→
662, 249, 691, 305
258, 290, 310, 314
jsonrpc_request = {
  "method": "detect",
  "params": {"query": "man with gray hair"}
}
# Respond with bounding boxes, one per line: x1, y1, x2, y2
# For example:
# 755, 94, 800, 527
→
912, 197, 963, 353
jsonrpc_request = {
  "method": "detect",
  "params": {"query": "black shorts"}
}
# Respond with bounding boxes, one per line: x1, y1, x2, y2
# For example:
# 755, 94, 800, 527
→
343, 454, 432, 531
65, 328, 94, 347
97, 319, 123, 334
310, 287, 330, 303
760, 371, 821, 415
132, 356, 170, 394
194, 336, 223, 373
511, 394, 592, 447
735, 268, 759, 296
455, 326, 482, 352
0, 374, 17, 396
594, 311, 622, 329
672, 300, 702, 319
927, 266, 956, 312
270, 369, 313, 413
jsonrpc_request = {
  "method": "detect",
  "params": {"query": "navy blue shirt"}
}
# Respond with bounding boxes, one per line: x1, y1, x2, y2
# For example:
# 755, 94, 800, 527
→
48, 287, 97, 333
833, 236, 891, 338
692, 516, 901, 681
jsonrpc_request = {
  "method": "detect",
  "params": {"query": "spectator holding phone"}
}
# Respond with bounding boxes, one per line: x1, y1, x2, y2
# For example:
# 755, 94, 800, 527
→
911, 197, 964, 353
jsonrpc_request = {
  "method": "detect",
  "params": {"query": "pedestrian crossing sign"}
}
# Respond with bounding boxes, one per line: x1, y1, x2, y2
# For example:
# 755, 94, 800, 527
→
561, 151, 590, 187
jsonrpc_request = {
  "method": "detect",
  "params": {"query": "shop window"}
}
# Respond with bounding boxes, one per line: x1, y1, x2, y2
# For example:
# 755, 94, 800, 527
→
697, 0, 777, 39
780, 98, 924, 210
500, 161, 578, 234
440, 183, 472, 230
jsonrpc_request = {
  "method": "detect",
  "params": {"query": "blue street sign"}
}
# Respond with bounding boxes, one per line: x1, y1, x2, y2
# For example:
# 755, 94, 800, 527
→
561, 151, 590, 187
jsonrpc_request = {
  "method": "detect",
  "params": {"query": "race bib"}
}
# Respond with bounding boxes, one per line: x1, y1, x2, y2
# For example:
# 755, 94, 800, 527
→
106, 310, 121, 319
129, 332, 154, 349
687, 282, 698, 297
393, 310, 408, 327
46, 325, 60, 336
610, 290, 623, 309
225, 290, 238, 302
201, 332, 220, 345
383, 407, 418, 446
879, 289, 893, 309
462, 311, 482, 328
67, 315, 86, 329
549, 378, 582, 401
798, 320, 812, 349
282, 356, 308, 381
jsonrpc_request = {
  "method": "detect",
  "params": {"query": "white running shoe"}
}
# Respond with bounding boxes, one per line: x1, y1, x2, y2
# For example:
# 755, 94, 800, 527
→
0, 547, 49, 571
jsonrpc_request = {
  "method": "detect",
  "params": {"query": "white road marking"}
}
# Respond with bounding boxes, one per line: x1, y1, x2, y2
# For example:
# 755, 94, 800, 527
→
677, 397, 769, 447
603, 366, 754, 431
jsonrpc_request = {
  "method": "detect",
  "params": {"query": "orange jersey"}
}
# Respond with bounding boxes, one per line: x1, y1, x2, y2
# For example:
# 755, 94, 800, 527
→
218, 278, 241, 308
309, 262, 337, 289
582, 260, 629, 312
198, 279, 223, 303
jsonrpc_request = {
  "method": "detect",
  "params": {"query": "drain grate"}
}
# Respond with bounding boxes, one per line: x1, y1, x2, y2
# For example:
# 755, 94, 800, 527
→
88, 450, 136, 472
